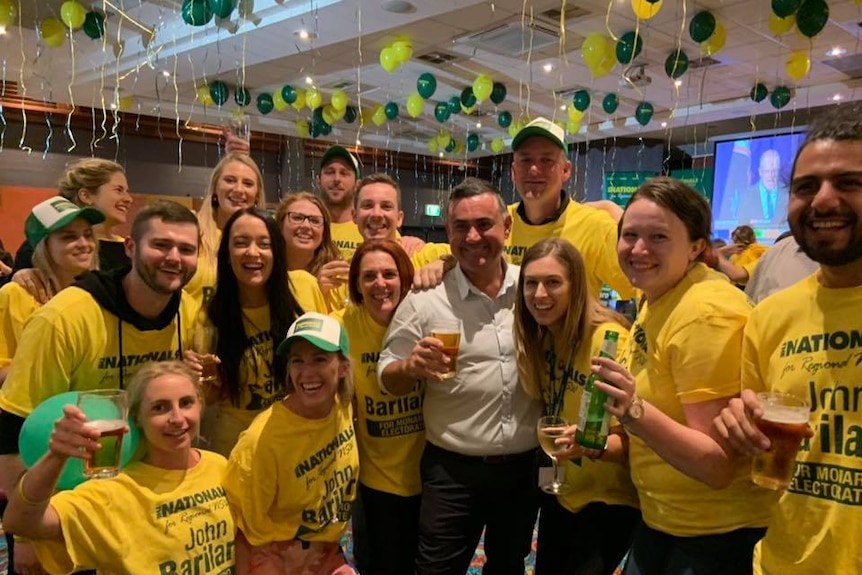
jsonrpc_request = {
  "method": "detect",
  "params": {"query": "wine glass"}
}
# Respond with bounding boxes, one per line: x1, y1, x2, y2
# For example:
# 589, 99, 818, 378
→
537, 415, 570, 495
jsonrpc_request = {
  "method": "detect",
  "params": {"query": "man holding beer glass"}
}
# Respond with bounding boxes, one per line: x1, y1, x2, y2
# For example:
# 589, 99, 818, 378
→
715, 104, 862, 575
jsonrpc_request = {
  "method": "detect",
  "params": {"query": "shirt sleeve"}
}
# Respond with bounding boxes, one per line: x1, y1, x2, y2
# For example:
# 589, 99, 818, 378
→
377, 294, 423, 394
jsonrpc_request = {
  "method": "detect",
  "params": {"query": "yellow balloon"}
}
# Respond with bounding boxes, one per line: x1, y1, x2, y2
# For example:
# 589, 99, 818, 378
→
360, 107, 374, 126
322, 104, 336, 125
490, 137, 505, 154
581, 33, 609, 70
60, 1, 86, 29
331, 89, 348, 112
273, 90, 287, 111
292, 90, 306, 111
296, 120, 310, 138
436, 132, 451, 148
454, 140, 465, 155
631, 0, 663, 20
427, 138, 439, 154
392, 40, 413, 64
701, 22, 726, 56
41, 18, 66, 48
198, 85, 215, 107
567, 105, 584, 122
306, 88, 322, 110
592, 52, 616, 78
406, 93, 424, 118
473, 74, 493, 103
0, 0, 17, 27
372, 105, 387, 127
331, 105, 346, 121
118, 96, 135, 112
380, 47, 399, 73
786, 50, 811, 81
769, 14, 795, 36
460, 103, 476, 115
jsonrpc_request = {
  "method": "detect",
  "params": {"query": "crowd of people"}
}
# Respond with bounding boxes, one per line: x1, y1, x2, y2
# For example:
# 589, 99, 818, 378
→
0, 103, 857, 575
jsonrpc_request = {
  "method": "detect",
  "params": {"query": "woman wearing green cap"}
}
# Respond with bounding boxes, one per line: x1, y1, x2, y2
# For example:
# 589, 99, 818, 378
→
0, 196, 104, 386
223, 311, 359, 575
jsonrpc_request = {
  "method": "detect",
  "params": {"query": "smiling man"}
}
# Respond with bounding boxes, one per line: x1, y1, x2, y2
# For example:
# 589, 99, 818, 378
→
507, 117, 633, 299
318, 145, 365, 260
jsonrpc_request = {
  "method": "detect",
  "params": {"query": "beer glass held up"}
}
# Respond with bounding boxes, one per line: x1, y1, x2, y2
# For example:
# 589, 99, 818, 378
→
77, 390, 129, 479
191, 323, 219, 385
430, 319, 462, 380
752, 391, 810, 490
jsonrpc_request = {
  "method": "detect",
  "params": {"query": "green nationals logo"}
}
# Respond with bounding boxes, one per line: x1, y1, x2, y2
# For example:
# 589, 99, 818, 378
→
622, 323, 647, 368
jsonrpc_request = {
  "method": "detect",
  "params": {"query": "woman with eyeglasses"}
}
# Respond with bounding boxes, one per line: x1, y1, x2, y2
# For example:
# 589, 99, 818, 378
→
275, 193, 342, 276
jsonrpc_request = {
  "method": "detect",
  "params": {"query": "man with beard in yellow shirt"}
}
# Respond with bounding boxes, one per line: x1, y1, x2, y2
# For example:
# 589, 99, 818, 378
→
715, 103, 862, 575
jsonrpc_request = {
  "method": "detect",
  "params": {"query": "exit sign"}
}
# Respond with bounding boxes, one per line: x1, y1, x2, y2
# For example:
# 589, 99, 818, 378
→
425, 204, 442, 217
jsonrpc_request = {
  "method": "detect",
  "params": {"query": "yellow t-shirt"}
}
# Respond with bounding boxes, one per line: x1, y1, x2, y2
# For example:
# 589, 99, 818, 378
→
544, 322, 640, 514
0, 286, 197, 417
184, 241, 219, 313
730, 243, 769, 285
505, 200, 634, 299
0, 282, 40, 368
334, 305, 425, 497
745, 274, 862, 575
289, 269, 328, 314
330, 220, 364, 261
33, 450, 234, 575
618, 263, 776, 536
223, 400, 359, 545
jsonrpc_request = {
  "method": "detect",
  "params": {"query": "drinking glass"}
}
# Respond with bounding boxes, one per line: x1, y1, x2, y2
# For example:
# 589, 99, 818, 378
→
537, 415, 569, 494
191, 323, 218, 385
752, 391, 810, 490
77, 390, 128, 479
429, 319, 462, 379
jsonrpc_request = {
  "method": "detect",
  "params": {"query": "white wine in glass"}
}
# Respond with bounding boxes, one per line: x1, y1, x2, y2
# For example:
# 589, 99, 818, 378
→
537, 415, 570, 495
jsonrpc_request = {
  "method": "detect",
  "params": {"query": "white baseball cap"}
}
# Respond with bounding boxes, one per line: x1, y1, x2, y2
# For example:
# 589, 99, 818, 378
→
276, 312, 350, 356
511, 117, 566, 151
25, 196, 106, 248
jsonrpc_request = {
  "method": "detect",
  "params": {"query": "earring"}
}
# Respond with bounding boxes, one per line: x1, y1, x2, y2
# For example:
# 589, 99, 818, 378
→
211, 194, 219, 208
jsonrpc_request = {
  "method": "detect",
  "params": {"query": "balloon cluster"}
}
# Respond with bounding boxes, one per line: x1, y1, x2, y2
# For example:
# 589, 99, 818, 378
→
771, 0, 828, 38
380, 39, 414, 73
425, 131, 484, 156
181, 0, 238, 27
750, 83, 793, 110
689, 11, 726, 56
34, 1, 106, 48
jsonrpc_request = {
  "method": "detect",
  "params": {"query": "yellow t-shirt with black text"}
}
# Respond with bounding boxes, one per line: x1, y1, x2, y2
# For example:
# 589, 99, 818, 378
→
34, 450, 234, 575
0, 282, 40, 368
330, 221, 364, 261
184, 241, 218, 313
223, 400, 359, 545
745, 274, 862, 575
334, 304, 425, 497
618, 263, 775, 536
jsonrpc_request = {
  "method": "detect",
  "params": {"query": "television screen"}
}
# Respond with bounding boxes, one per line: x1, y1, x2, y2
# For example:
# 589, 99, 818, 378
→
712, 131, 806, 244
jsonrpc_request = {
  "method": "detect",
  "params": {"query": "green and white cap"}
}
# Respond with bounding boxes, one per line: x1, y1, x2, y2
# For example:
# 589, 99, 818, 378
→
320, 145, 361, 178
511, 117, 566, 151
25, 196, 106, 248
277, 312, 350, 356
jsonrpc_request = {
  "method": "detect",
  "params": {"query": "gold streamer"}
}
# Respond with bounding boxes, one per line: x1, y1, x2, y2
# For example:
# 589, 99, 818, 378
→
65, 16, 78, 151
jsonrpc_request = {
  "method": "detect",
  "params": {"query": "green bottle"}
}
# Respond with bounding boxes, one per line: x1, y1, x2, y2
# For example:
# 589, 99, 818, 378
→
575, 330, 619, 450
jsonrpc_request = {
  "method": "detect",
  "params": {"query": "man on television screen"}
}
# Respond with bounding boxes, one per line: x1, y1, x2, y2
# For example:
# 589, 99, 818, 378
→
737, 149, 788, 225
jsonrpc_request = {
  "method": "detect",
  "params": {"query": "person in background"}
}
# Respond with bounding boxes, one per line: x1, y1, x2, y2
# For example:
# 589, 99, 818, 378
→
223, 312, 358, 575
0, 197, 104, 385
0, 239, 13, 287
3, 361, 235, 575
714, 103, 862, 575
743, 231, 818, 303
738, 149, 788, 225
379, 178, 541, 575
514, 238, 640, 575
13, 158, 133, 302
275, 192, 342, 276
332, 239, 423, 575
507, 117, 634, 300
187, 153, 265, 308
586, 177, 776, 574
187, 208, 306, 457
715, 225, 768, 287
318, 145, 366, 260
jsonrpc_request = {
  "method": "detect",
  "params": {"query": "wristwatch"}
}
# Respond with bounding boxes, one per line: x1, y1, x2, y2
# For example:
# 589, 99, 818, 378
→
620, 395, 644, 426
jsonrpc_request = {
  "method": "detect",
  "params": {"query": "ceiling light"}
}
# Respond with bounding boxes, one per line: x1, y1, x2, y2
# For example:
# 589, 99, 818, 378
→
355, 138, 361, 145
162, 70, 171, 78
381, 0, 417, 14
661, 121, 667, 127
475, 122, 482, 128
305, 76, 314, 85
674, 79, 682, 87
0, 26, 6, 36
543, 63, 554, 73
560, 104, 567, 111
294, 29, 317, 41
832, 93, 843, 101
826, 46, 847, 57
438, 151, 444, 157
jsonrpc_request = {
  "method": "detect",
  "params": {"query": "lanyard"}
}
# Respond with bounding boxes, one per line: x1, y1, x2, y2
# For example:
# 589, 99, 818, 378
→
545, 337, 574, 417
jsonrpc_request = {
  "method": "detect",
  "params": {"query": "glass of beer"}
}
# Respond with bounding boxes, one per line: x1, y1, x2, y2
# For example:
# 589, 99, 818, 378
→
228, 111, 251, 143
430, 319, 462, 379
191, 323, 218, 385
751, 391, 810, 490
537, 415, 570, 494
77, 390, 128, 479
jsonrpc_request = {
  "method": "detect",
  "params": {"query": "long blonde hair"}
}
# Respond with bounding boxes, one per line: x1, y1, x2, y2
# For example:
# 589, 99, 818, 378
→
197, 154, 266, 260
514, 238, 630, 402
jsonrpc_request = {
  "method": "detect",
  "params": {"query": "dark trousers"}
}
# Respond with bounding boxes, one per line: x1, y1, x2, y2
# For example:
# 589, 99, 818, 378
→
351, 487, 371, 573
536, 494, 640, 575
415, 442, 539, 575
624, 521, 766, 575
353, 483, 421, 575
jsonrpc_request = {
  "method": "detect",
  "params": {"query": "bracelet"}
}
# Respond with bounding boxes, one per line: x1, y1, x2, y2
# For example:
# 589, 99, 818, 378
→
16, 473, 51, 506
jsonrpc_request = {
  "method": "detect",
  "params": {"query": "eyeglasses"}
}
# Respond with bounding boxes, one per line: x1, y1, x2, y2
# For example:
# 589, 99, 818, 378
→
286, 212, 324, 228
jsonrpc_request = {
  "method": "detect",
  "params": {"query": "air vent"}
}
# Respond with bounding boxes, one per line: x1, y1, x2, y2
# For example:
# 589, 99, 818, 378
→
417, 52, 459, 65
326, 80, 353, 91
540, 6, 590, 22
455, 21, 560, 56
688, 56, 722, 69
822, 53, 862, 79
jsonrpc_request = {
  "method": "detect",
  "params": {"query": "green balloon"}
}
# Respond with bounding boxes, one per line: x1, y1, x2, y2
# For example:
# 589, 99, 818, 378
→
490, 82, 507, 105
434, 102, 450, 123
448, 96, 461, 115
771, 0, 800, 18
573, 90, 591, 112
460, 87, 477, 108
256, 93, 274, 115
445, 138, 456, 153
385, 101, 399, 120
320, 122, 332, 136
498, 110, 512, 128
689, 11, 716, 43
616, 31, 643, 65
417, 73, 437, 99
207, 0, 237, 18
467, 133, 480, 152
664, 50, 689, 79
771, 86, 792, 109
795, 0, 829, 38
750, 83, 768, 102
235, 86, 251, 107
602, 93, 619, 114
281, 84, 297, 104
209, 81, 229, 106
635, 102, 654, 126
181, 0, 213, 26
82, 11, 105, 39
344, 105, 357, 124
